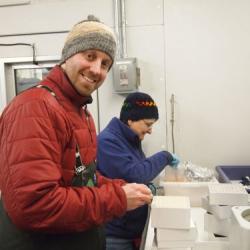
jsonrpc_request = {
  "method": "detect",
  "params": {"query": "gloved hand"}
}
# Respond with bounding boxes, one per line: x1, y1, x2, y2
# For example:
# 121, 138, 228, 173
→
169, 153, 180, 168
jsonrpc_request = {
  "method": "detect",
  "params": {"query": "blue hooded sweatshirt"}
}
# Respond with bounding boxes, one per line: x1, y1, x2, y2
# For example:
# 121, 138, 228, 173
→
97, 117, 173, 239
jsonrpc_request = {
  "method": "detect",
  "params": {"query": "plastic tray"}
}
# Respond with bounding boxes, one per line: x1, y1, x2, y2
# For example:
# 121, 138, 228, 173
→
216, 165, 250, 182
216, 165, 250, 193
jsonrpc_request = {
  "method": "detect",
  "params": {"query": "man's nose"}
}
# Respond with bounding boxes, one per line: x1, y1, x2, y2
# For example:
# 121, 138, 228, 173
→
90, 60, 101, 75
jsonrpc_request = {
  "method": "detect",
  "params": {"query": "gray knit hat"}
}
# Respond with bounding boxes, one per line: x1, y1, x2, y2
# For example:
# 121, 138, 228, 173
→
60, 15, 116, 65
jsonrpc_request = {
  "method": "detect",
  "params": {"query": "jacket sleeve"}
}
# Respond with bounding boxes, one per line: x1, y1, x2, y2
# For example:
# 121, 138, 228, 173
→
96, 171, 127, 187
97, 135, 173, 184
0, 98, 127, 233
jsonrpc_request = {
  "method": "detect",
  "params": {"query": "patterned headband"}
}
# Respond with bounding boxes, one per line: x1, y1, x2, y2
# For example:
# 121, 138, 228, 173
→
135, 101, 157, 107
122, 101, 157, 109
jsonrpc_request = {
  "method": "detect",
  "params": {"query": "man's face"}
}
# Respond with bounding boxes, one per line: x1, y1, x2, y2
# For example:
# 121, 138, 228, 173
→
62, 50, 113, 96
128, 119, 156, 140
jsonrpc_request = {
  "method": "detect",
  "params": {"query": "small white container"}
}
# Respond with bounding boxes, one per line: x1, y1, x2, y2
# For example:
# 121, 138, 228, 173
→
156, 239, 195, 249
156, 219, 197, 241
204, 212, 231, 236
208, 183, 248, 206
201, 196, 232, 220
151, 196, 191, 229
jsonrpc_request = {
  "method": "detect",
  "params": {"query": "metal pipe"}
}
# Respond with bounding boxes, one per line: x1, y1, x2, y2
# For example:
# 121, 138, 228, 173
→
114, 0, 121, 58
170, 94, 175, 153
113, 0, 127, 58
120, 0, 127, 58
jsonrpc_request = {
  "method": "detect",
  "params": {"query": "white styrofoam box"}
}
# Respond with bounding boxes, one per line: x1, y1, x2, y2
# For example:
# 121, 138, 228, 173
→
160, 180, 218, 207
152, 238, 192, 250
193, 229, 229, 250
157, 218, 197, 241
204, 212, 230, 236
161, 249, 191, 250
193, 239, 229, 250
156, 239, 195, 249
208, 183, 248, 206
157, 249, 191, 250
155, 248, 191, 250
201, 196, 232, 220
151, 196, 191, 229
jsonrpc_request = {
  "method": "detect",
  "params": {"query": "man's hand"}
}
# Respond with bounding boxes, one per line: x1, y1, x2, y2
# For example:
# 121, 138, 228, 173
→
122, 183, 153, 211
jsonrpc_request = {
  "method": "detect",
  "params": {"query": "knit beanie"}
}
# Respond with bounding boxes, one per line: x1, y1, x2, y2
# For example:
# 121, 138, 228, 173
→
60, 15, 116, 65
120, 92, 159, 123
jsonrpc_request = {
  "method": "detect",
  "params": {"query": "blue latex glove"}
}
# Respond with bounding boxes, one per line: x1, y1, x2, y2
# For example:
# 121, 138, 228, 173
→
169, 153, 180, 168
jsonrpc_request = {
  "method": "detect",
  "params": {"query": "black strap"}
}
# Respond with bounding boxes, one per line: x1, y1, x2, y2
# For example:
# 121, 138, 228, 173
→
36, 84, 97, 187
36, 84, 56, 97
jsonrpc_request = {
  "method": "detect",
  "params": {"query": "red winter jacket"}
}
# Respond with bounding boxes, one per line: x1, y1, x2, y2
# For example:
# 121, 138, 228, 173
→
0, 66, 127, 233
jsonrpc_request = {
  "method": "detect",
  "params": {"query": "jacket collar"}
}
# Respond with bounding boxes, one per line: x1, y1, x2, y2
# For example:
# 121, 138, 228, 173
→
45, 65, 93, 107
108, 117, 141, 147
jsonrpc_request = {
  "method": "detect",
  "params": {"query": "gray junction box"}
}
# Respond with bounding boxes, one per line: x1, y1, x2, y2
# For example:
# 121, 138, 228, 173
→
112, 57, 140, 93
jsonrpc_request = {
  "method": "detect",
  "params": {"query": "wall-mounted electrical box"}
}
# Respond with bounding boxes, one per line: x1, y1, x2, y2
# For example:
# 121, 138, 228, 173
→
112, 57, 140, 93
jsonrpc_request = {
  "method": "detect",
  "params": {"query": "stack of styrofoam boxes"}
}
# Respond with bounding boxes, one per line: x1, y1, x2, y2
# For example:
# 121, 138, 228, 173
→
151, 196, 197, 250
199, 183, 249, 250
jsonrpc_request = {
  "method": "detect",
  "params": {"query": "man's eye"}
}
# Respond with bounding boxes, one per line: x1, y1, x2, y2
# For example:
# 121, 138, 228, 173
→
86, 53, 94, 60
102, 61, 111, 70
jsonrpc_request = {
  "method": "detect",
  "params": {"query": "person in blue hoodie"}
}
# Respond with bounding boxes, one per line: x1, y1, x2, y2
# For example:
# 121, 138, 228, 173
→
97, 92, 180, 250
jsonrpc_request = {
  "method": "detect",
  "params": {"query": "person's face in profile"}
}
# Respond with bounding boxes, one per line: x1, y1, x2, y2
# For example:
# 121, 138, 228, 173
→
128, 118, 156, 140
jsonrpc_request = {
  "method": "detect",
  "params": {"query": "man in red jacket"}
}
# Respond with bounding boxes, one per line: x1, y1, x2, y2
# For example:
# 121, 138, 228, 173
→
0, 15, 152, 250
